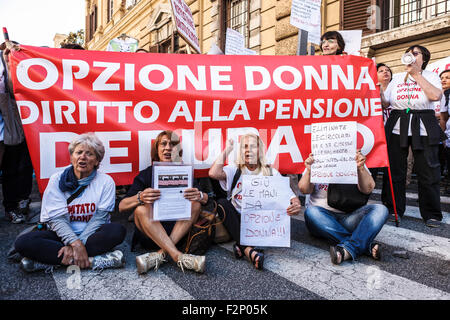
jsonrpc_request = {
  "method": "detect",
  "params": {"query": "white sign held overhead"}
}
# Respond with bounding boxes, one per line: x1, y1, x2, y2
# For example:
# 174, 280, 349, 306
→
338, 30, 363, 56
426, 56, 450, 75
169, 0, 200, 53
290, 0, 322, 35
225, 28, 257, 55
310, 121, 358, 184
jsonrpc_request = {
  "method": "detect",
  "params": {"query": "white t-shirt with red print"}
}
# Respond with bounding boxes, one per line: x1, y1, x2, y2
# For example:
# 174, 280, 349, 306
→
40, 170, 116, 235
384, 70, 442, 136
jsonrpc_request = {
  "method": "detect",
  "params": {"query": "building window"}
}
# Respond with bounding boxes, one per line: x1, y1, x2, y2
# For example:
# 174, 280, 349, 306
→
226, 0, 250, 47
384, 0, 450, 29
107, 0, 114, 23
87, 5, 98, 41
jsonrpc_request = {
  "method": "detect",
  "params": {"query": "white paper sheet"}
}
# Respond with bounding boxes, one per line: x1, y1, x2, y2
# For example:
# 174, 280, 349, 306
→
152, 164, 192, 221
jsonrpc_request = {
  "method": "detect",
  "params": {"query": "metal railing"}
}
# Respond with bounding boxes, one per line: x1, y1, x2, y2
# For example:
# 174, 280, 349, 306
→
384, 0, 450, 29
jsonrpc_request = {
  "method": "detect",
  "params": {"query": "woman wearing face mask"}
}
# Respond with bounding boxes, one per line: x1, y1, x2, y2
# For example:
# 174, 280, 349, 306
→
320, 31, 345, 56
380, 45, 445, 228
209, 134, 301, 270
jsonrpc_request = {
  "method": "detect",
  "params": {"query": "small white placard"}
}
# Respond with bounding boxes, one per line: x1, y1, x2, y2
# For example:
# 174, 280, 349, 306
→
225, 28, 257, 55
152, 163, 193, 221
338, 30, 363, 56
290, 0, 322, 34
240, 175, 291, 247
310, 121, 358, 184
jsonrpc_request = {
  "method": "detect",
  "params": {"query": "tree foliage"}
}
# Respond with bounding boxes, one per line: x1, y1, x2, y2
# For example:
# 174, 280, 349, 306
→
61, 29, 85, 47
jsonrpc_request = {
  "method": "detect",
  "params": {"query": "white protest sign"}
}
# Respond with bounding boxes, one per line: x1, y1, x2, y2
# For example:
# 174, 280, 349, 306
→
225, 28, 257, 55
426, 56, 450, 75
310, 121, 358, 184
338, 30, 362, 56
290, 0, 322, 34
308, 25, 321, 45
169, 0, 201, 53
240, 175, 291, 247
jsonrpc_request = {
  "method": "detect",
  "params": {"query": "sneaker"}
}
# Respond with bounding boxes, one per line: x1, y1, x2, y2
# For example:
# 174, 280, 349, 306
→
17, 198, 31, 216
177, 253, 205, 273
425, 219, 441, 228
7, 210, 25, 224
136, 251, 166, 274
20, 257, 57, 273
91, 250, 125, 271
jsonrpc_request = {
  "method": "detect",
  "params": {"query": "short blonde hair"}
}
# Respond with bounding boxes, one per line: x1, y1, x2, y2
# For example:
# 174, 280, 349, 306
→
68, 133, 105, 168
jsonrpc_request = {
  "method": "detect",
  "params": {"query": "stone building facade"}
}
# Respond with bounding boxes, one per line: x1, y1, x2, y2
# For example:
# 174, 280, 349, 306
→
84, 0, 450, 72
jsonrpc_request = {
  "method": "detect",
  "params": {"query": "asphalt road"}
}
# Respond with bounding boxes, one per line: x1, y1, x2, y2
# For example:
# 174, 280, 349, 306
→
0, 175, 449, 304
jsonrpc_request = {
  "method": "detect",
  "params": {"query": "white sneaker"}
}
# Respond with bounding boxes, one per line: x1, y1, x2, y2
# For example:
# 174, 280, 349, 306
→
7, 211, 25, 224
177, 254, 205, 273
91, 250, 125, 271
136, 252, 166, 274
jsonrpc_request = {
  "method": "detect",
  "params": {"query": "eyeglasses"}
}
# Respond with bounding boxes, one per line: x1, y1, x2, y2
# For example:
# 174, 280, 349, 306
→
321, 39, 336, 45
159, 141, 177, 147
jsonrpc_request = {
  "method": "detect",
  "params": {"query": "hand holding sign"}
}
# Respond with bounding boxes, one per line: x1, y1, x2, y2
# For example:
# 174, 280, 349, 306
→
310, 121, 358, 184
241, 175, 292, 247
286, 197, 301, 216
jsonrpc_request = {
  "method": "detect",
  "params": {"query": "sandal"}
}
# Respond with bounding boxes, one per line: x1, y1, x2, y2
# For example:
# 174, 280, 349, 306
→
247, 248, 264, 270
330, 245, 346, 265
233, 243, 244, 259
370, 242, 381, 260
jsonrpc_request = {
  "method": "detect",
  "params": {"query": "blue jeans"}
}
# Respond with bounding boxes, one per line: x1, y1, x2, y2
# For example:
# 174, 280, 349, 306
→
304, 204, 388, 260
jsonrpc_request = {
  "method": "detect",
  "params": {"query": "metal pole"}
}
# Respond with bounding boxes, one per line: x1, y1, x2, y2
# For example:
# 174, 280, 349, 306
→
296, 29, 308, 56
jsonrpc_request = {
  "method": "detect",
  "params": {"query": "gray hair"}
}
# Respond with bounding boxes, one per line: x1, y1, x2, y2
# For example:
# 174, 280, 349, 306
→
68, 133, 105, 167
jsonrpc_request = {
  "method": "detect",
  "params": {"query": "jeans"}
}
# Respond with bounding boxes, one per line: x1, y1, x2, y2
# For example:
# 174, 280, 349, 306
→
304, 204, 388, 260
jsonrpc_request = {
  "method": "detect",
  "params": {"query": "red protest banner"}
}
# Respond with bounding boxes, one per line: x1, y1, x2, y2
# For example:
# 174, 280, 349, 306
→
10, 45, 388, 193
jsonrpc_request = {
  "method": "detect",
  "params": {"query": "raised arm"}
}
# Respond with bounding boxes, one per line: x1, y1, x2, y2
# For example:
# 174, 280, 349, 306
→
356, 150, 375, 194
408, 64, 442, 101
209, 139, 234, 181
298, 153, 315, 194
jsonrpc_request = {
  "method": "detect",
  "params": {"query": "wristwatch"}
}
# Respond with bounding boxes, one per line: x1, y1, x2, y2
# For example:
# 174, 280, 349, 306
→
137, 191, 144, 205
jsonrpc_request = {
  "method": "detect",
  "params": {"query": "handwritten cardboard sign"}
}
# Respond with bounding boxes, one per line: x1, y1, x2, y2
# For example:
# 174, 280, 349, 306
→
310, 121, 357, 184
290, 0, 322, 40
240, 175, 291, 247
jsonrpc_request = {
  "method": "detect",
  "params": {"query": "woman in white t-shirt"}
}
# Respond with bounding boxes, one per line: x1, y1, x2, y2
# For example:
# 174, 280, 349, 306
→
299, 151, 388, 265
380, 45, 445, 228
209, 133, 301, 270
14, 133, 126, 272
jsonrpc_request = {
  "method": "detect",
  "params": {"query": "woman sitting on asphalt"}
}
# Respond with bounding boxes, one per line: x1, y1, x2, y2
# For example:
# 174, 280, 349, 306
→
298, 151, 388, 265
15, 133, 126, 272
209, 133, 301, 270
118, 130, 208, 274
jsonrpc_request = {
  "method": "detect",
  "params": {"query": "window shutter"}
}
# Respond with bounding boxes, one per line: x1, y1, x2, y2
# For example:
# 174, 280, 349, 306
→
341, 0, 377, 35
